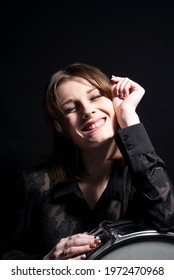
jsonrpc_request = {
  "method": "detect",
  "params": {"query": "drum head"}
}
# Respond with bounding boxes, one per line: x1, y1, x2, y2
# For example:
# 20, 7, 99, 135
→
86, 220, 174, 260
89, 235, 174, 259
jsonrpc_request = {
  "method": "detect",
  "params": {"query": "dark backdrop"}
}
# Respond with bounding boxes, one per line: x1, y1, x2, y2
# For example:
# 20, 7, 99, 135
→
1, 2, 174, 183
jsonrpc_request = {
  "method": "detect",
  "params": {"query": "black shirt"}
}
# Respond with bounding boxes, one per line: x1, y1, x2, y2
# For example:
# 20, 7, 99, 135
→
1, 123, 174, 259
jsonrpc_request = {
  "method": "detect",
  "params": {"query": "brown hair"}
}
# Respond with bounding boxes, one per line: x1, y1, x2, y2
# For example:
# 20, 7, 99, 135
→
44, 62, 122, 184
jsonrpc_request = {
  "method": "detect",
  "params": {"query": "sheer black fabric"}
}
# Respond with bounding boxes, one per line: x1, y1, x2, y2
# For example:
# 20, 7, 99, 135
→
1, 123, 174, 259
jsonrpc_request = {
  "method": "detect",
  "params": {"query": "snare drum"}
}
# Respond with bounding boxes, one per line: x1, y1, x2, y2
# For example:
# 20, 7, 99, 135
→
86, 220, 174, 260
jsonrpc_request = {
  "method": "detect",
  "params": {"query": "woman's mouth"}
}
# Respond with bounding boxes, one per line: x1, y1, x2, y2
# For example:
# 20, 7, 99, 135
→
82, 118, 106, 132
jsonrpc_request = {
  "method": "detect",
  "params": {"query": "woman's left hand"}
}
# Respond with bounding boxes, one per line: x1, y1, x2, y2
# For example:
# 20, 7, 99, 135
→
111, 76, 145, 128
43, 233, 101, 260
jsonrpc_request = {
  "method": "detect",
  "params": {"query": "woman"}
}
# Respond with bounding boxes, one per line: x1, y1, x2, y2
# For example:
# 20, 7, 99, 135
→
2, 63, 174, 260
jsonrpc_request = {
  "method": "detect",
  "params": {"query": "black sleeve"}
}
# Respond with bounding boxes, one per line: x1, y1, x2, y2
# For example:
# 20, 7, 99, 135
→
115, 123, 174, 231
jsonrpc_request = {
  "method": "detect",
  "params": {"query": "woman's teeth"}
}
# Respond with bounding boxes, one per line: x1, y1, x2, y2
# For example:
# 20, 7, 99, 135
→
85, 119, 105, 131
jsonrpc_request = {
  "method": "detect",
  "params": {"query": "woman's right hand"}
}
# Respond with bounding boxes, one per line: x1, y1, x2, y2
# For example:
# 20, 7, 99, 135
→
43, 233, 101, 260
111, 76, 145, 128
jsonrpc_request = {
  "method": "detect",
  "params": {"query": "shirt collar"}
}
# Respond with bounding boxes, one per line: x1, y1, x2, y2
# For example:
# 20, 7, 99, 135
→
52, 180, 83, 200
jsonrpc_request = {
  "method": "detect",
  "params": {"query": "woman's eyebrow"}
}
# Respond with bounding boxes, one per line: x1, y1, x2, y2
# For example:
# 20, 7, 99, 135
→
86, 87, 97, 94
61, 88, 98, 106
61, 99, 74, 106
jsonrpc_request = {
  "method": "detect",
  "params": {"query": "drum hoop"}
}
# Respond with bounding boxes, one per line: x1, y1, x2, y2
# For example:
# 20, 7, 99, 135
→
86, 229, 174, 260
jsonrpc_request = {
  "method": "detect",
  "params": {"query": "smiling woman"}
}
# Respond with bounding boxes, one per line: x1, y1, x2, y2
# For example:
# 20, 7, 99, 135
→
1, 62, 174, 260
55, 76, 117, 150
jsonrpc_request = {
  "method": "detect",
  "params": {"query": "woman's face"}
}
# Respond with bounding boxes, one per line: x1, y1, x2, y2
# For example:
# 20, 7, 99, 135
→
56, 77, 117, 150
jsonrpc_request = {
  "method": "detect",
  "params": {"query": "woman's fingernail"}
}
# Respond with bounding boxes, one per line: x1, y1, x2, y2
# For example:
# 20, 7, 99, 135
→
94, 235, 100, 240
81, 254, 86, 260
94, 236, 101, 245
90, 244, 97, 248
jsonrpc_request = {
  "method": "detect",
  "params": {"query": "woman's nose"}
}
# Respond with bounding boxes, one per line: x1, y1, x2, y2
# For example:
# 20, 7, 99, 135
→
82, 111, 95, 119
81, 103, 96, 119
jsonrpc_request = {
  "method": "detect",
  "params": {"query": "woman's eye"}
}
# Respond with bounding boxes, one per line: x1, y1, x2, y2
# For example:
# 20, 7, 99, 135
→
91, 94, 101, 100
64, 107, 76, 114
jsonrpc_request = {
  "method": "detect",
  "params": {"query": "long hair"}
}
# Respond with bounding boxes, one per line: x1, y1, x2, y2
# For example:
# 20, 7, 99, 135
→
44, 62, 122, 184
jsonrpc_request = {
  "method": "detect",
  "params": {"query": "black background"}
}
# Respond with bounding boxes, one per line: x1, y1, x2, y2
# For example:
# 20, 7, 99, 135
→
1, 1, 174, 183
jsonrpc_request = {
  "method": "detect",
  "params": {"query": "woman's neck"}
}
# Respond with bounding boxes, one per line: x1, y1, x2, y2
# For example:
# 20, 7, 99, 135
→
77, 140, 116, 209
80, 138, 116, 177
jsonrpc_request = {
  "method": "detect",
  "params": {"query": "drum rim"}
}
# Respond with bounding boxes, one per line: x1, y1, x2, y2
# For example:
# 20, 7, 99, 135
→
86, 229, 174, 260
